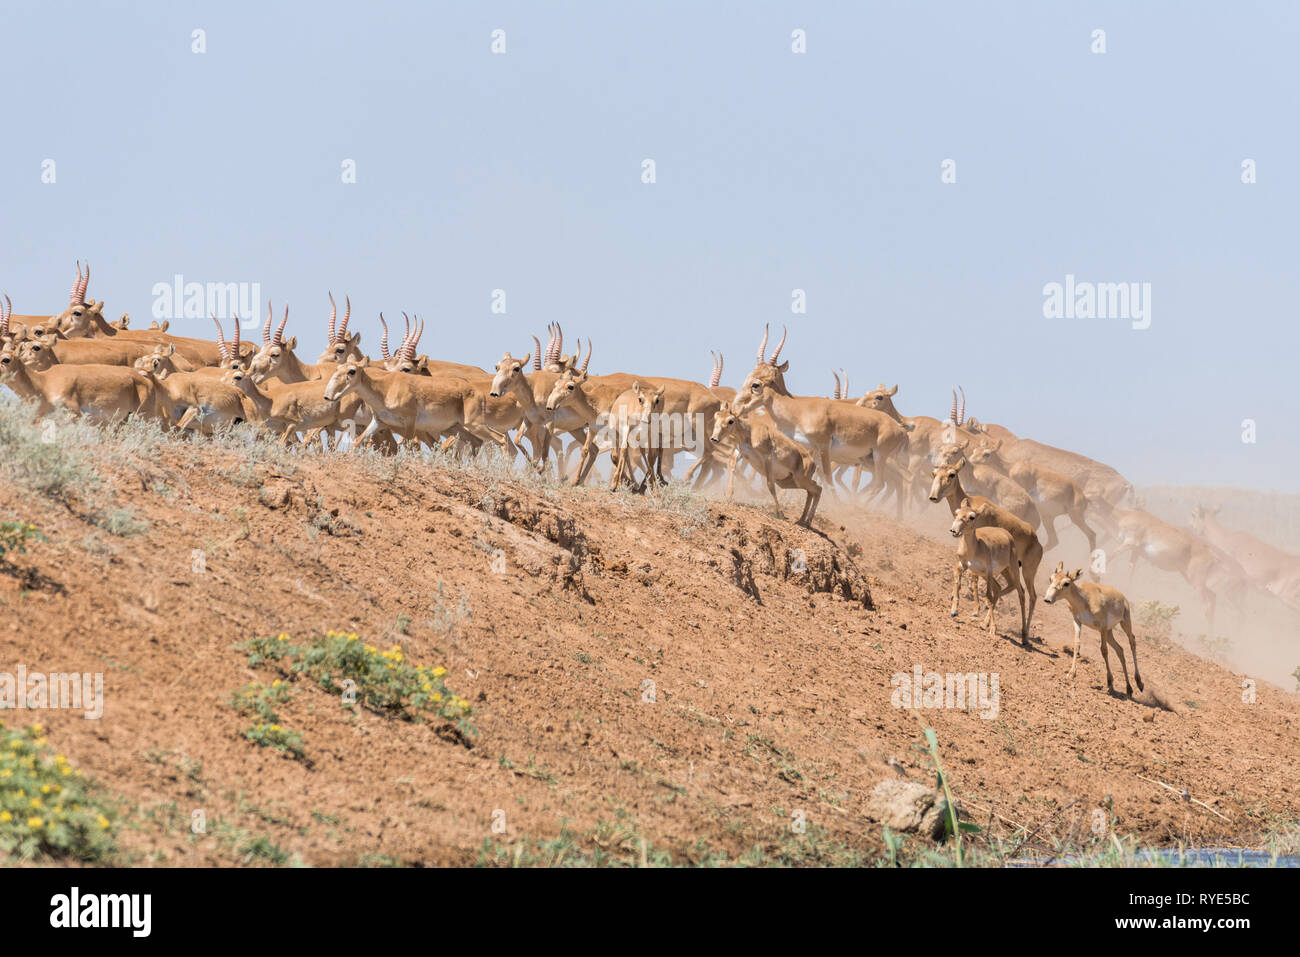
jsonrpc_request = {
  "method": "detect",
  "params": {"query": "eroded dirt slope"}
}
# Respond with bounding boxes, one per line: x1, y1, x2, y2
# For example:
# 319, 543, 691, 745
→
1, 435, 1297, 866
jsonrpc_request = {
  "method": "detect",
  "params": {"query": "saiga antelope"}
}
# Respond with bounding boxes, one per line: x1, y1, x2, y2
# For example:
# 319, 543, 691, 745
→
967, 436, 1096, 553
949, 498, 1026, 640
929, 460, 1042, 641
711, 400, 822, 526
1190, 505, 1300, 613
1043, 562, 1144, 695
733, 326, 910, 515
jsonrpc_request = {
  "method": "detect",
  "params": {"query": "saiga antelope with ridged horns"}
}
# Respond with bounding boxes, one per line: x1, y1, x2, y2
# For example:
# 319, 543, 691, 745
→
1043, 563, 1143, 696
316, 294, 366, 366
732, 325, 910, 514
682, 351, 740, 491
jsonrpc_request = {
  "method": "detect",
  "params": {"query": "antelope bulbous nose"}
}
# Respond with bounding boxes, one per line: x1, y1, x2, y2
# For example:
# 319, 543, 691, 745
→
928, 495, 938, 502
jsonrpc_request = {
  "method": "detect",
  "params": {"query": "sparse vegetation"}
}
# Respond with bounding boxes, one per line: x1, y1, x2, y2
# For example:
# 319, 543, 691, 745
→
0, 722, 118, 863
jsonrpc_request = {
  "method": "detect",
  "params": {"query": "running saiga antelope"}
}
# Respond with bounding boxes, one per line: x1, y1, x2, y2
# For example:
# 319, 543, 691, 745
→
1190, 505, 1300, 613
733, 326, 910, 514
711, 400, 821, 525
967, 436, 1096, 553
1043, 562, 1144, 696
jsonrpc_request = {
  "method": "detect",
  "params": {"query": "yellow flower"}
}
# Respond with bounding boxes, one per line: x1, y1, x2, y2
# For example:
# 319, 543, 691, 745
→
28, 724, 43, 735
27, 817, 43, 828
432, 666, 447, 678
431, 693, 442, 703
272, 679, 282, 688
40, 784, 51, 794
270, 724, 282, 733
277, 633, 290, 642
29, 797, 42, 809
97, 815, 110, 830
61, 766, 73, 776
0, 811, 10, 823
54, 754, 67, 764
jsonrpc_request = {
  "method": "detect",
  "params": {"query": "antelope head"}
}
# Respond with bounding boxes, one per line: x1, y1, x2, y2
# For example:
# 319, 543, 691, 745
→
132, 344, 180, 379
246, 303, 296, 382
52, 262, 106, 338
316, 294, 364, 364
949, 498, 980, 537
16, 334, 60, 371
629, 381, 665, 420
545, 369, 585, 413
735, 324, 788, 413
323, 356, 369, 402
710, 400, 740, 445
1043, 562, 1084, 604
928, 459, 965, 503
966, 437, 1002, 465
490, 349, 532, 398
858, 382, 900, 416
1189, 504, 1220, 535
0, 342, 21, 381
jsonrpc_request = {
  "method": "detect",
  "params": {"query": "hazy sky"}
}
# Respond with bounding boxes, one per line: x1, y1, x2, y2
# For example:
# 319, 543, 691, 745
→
3, 1, 1297, 490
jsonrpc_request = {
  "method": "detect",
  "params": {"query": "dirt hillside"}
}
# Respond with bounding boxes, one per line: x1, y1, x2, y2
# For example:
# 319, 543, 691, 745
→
1, 416, 1298, 866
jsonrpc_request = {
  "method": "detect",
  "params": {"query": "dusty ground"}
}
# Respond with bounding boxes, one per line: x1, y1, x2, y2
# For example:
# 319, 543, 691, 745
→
1, 424, 1298, 867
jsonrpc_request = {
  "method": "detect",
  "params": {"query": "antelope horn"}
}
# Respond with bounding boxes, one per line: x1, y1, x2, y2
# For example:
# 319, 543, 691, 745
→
958, 385, 966, 425
232, 312, 241, 356
544, 324, 556, 364
531, 334, 543, 371
401, 315, 423, 361
338, 295, 351, 340
398, 312, 414, 358
709, 351, 722, 389
379, 313, 391, 360
580, 339, 592, 375
950, 389, 959, 425
69, 262, 83, 306
715, 351, 723, 386
263, 302, 274, 345
840, 369, 848, 397
756, 323, 769, 364
1, 294, 11, 336
572, 337, 582, 368
553, 323, 564, 364
409, 316, 425, 360
211, 314, 230, 363
768, 326, 787, 365
831, 370, 841, 400
327, 293, 337, 344
77, 262, 90, 303
274, 304, 289, 345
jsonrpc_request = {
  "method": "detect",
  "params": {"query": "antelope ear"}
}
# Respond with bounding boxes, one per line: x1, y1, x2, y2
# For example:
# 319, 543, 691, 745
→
775, 360, 789, 373
990, 438, 1002, 450
284, 336, 298, 351
632, 381, 643, 394
960, 497, 971, 508
42, 333, 57, 346
357, 356, 370, 368
1054, 561, 1064, 572
165, 344, 175, 356
1072, 568, 1084, 580
415, 356, 429, 371
349, 331, 361, 346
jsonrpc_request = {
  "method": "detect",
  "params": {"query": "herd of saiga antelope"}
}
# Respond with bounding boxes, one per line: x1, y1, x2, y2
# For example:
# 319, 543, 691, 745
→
3, 264, 1300, 696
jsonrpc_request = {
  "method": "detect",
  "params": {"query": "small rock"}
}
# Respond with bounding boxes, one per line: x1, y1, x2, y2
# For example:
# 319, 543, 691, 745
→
258, 484, 291, 509
867, 779, 960, 840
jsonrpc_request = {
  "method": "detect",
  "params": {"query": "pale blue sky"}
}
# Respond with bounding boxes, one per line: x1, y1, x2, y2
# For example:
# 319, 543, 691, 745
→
2, 1, 1296, 490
